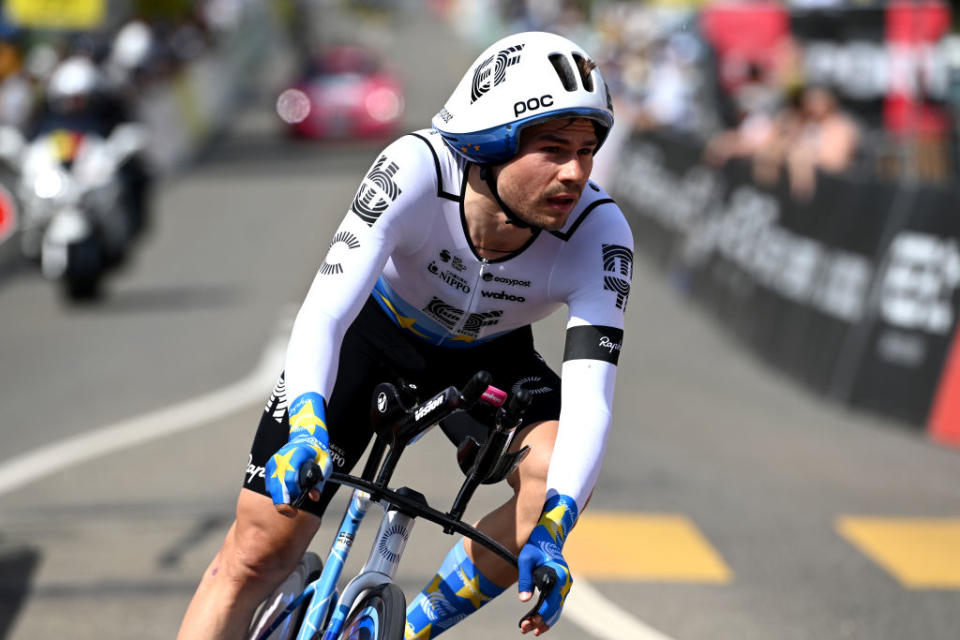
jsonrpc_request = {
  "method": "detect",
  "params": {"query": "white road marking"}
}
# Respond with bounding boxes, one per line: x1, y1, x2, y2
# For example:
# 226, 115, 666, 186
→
0, 321, 677, 640
565, 579, 677, 639
0, 329, 287, 497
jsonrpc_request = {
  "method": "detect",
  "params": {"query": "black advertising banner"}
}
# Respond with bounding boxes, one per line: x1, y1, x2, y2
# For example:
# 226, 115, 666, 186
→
847, 184, 960, 424
612, 129, 960, 427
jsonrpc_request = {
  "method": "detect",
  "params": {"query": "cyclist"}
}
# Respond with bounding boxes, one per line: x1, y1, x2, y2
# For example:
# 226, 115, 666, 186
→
177, 30, 633, 639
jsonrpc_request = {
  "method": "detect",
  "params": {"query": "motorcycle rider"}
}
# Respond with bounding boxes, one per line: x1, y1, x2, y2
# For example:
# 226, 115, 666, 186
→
28, 53, 152, 237
178, 31, 633, 638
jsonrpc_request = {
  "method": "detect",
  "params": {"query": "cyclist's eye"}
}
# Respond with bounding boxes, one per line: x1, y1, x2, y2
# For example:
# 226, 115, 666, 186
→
541, 145, 562, 154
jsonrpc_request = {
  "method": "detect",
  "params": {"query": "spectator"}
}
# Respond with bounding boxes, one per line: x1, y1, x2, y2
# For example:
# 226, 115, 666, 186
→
784, 84, 860, 199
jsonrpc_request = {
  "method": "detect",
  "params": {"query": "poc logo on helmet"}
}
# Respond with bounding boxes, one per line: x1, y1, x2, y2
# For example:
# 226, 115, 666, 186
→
514, 94, 553, 118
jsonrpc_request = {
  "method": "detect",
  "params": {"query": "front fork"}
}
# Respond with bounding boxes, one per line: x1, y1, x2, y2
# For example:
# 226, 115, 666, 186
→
320, 506, 416, 640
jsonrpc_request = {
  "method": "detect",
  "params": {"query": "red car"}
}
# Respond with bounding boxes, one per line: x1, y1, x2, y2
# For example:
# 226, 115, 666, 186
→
278, 45, 405, 140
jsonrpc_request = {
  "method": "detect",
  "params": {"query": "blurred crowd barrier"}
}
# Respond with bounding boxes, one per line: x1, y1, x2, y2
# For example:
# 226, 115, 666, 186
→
613, 127, 960, 439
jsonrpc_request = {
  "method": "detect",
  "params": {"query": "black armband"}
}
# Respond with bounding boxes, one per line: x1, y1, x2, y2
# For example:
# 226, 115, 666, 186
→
563, 325, 623, 365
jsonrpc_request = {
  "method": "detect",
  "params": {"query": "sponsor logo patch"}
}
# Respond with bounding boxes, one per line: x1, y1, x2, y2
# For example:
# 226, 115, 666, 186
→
564, 325, 624, 365
471, 44, 524, 103
481, 290, 525, 302
482, 271, 530, 287
352, 155, 402, 225
320, 231, 360, 275
462, 310, 502, 337
602, 244, 633, 310
427, 261, 472, 292
424, 297, 464, 329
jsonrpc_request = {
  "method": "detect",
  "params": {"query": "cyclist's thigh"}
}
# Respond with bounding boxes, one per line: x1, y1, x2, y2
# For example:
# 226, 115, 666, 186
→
233, 488, 322, 567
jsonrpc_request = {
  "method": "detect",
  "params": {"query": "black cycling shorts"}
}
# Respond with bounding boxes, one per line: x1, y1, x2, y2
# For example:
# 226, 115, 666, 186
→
242, 295, 562, 517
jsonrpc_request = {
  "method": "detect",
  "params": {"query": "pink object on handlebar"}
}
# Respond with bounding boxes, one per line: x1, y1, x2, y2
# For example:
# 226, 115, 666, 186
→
480, 386, 507, 407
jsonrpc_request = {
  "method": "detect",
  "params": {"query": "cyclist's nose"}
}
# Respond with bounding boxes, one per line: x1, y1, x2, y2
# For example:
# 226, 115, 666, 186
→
557, 155, 589, 184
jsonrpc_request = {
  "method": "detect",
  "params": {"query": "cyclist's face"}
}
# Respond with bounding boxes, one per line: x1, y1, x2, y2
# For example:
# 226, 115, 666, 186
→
495, 118, 597, 231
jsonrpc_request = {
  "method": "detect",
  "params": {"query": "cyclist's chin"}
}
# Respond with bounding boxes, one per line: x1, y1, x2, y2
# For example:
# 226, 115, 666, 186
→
516, 207, 571, 231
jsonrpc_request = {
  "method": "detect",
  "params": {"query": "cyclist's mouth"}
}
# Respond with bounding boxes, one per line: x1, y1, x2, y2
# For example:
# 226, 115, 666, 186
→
545, 195, 577, 211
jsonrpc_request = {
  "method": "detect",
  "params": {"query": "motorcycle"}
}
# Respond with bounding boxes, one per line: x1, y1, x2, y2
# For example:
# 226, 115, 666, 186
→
0, 122, 148, 299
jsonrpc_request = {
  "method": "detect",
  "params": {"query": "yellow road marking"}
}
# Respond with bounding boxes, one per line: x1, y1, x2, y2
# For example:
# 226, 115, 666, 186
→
565, 512, 732, 582
838, 517, 960, 589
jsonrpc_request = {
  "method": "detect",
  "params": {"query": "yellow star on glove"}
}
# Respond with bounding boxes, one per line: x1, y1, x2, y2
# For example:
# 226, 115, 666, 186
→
289, 400, 326, 436
270, 449, 297, 480
540, 503, 570, 543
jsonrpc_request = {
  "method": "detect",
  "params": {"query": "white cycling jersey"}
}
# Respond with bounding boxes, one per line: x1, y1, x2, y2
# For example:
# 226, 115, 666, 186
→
285, 129, 634, 511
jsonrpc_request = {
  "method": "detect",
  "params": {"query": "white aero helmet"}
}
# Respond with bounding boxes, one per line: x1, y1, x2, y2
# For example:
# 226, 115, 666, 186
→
47, 56, 99, 103
432, 31, 614, 164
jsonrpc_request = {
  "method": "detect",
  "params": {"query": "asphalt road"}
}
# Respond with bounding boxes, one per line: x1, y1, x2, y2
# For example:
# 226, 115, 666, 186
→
2, 6, 960, 640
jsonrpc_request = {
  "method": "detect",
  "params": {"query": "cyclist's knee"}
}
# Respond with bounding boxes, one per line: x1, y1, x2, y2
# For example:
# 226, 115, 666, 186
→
223, 491, 320, 591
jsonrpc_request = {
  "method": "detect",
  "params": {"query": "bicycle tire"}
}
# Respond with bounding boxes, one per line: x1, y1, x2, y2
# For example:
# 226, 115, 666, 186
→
248, 551, 323, 640
334, 583, 406, 640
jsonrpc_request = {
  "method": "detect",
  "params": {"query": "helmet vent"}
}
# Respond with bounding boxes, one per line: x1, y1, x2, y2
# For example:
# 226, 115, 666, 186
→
572, 53, 596, 92
548, 53, 577, 92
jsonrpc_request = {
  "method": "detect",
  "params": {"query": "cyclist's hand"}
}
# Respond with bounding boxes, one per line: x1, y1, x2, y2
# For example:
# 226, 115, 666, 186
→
517, 494, 578, 635
264, 392, 333, 517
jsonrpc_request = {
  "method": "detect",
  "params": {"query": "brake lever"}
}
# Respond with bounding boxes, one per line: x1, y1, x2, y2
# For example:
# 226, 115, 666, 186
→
518, 565, 557, 629
291, 460, 322, 510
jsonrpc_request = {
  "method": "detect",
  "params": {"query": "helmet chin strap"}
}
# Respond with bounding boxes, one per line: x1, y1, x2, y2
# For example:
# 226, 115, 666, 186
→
479, 164, 532, 230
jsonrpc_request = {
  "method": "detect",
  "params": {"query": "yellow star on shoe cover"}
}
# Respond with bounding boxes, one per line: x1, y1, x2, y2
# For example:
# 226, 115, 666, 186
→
405, 621, 432, 640
290, 400, 325, 436
455, 568, 492, 609
270, 449, 297, 480
541, 504, 569, 543
425, 574, 443, 594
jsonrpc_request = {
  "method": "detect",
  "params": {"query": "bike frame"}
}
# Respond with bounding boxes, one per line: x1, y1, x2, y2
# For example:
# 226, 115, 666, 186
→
252, 373, 548, 640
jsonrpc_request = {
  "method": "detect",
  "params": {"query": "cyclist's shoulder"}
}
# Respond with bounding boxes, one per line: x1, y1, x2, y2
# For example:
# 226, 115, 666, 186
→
376, 129, 464, 199
549, 181, 631, 246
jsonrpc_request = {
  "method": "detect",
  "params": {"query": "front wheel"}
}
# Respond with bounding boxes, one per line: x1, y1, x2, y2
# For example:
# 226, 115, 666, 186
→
336, 583, 406, 640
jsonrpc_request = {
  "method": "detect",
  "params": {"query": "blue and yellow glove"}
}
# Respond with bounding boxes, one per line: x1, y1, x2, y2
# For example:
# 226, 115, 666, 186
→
517, 494, 578, 633
265, 392, 333, 515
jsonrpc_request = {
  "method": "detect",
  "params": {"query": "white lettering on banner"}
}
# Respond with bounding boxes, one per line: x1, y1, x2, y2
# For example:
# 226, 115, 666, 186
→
414, 394, 443, 421
877, 329, 927, 367
811, 254, 871, 322
617, 143, 874, 324
803, 40, 948, 101
880, 232, 960, 334
614, 143, 723, 235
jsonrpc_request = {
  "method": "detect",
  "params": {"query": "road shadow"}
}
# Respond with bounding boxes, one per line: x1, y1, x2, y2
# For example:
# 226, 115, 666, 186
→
68, 283, 243, 314
0, 545, 40, 638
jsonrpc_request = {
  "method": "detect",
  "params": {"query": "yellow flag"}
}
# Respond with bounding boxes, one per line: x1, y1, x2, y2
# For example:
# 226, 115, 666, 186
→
7, 0, 106, 30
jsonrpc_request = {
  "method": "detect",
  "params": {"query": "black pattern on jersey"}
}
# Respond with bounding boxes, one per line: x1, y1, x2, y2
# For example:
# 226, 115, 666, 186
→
352, 155, 402, 225
471, 44, 524, 103
424, 297, 463, 329
461, 310, 502, 337
320, 231, 361, 275
602, 244, 633, 310
265, 374, 288, 423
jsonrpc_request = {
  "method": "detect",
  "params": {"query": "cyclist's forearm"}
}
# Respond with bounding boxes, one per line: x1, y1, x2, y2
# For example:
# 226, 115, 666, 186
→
546, 359, 617, 514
